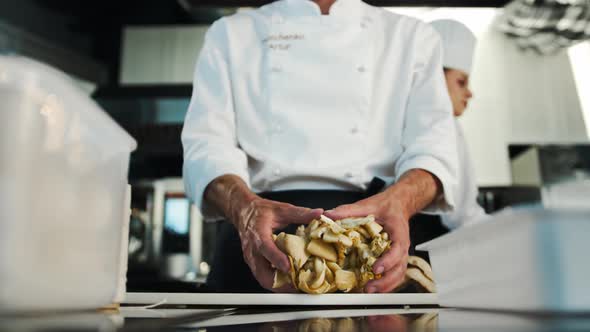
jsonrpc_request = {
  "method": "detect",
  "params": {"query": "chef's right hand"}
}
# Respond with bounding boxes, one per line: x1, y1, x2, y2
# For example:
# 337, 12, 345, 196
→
230, 196, 323, 291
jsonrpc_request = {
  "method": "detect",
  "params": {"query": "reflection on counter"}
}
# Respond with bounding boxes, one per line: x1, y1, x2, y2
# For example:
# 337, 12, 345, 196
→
257, 313, 436, 332
3, 307, 590, 331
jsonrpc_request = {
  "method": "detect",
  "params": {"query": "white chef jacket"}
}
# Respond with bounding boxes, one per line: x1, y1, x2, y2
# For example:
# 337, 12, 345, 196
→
182, 0, 459, 219
441, 120, 487, 229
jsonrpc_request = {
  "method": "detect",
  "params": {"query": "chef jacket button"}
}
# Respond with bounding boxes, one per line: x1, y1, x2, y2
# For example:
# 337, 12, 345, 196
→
274, 168, 281, 176
360, 22, 368, 29
271, 65, 283, 73
345, 172, 354, 179
357, 66, 367, 73
350, 126, 359, 135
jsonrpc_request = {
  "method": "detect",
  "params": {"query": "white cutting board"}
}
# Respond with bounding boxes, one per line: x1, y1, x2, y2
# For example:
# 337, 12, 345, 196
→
124, 293, 438, 306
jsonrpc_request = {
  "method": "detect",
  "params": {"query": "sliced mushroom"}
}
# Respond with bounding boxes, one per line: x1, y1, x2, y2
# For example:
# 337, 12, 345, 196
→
358, 270, 375, 289
309, 258, 326, 289
338, 234, 353, 247
272, 270, 291, 289
326, 261, 341, 273
339, 217, 370, 229
325, 263, 335, 283
365, 256, 377, 268
357, 243, 372, 261
310, 225, 328, 239
355, 226, 370, 239
288, 255, 298, 286
345, 230, 362, 247
307, 239, 338, 262
322, 229, 340, 243
299, 268, 332, 294
326, 272, 339, 293
308, 219, 321, 233
335, 269, 357, 292
336, 243, 348, 267
342, 250, 353, 270
407, 255, 435, 282
296, 225, 306, 238
364, 220, 383, 238
319, 215, 345, 234
406, 267, 437, 293
275, 233, 309, 269
370, 236, 390, 257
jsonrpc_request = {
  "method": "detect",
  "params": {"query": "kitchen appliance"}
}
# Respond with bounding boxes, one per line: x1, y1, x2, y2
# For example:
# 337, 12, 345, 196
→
129, 178, 221, 285
509, 143, 590, 209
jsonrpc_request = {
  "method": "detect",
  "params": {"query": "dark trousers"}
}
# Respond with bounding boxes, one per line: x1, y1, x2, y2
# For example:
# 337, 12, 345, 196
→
205, 189, 449, 293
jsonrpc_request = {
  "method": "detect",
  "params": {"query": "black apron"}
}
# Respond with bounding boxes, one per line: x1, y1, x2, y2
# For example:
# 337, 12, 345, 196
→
205, 178, 449, 293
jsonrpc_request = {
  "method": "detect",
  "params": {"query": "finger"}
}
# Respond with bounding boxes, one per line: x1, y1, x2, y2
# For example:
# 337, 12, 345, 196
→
277, 206, 323, 225
272, 282, 298, 293
259, 233, 291, 273
324, 202, 370, 220
373, 241, 405, 275
365, 261, 406, 293
245, 247, 278, 291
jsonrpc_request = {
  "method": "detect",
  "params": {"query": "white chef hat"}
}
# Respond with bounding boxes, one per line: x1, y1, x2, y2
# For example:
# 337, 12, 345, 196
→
430, 19, 477, 74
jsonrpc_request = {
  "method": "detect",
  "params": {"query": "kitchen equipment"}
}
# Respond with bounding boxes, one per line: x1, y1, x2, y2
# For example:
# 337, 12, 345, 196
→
151, 178, 202, 281
126, 178, 220, 291
0, 55, 136, 312
509, 144, 590, 209
417, 206, 590, 312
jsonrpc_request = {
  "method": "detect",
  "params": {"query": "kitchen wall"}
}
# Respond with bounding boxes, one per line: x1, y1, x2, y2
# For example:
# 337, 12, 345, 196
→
407, 8, 590, 186
120, 25, 208, 85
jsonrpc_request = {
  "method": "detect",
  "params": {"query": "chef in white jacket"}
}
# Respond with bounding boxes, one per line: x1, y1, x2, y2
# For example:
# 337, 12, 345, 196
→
430, 19, 487, 229
182, 0, 459, 293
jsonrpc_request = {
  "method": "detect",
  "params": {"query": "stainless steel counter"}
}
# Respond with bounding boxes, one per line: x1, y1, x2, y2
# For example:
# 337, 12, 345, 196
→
2, 306, 590, 331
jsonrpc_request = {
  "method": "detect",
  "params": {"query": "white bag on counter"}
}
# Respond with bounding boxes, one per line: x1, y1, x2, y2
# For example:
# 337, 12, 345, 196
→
0, 56, 136, 312
418, 206, 590, 312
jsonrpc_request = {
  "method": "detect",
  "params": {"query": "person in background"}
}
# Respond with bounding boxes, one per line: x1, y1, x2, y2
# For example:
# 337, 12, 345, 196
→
182, 0, 460, 294
430, 19, 488, 229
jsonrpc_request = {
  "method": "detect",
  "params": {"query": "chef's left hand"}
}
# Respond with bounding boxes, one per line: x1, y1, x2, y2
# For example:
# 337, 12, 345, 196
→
324, 190, 411, 293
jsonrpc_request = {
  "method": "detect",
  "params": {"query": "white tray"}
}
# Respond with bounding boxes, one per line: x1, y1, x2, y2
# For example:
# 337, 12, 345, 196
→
417, 207, 590, 312
124, 292, 438, 306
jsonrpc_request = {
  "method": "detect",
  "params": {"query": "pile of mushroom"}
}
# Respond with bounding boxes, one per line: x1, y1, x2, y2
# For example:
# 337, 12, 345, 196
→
272, 215, 388, 293
273, 215, 437, 294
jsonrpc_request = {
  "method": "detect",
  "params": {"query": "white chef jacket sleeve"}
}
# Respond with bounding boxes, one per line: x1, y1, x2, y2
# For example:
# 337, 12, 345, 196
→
442, 203, 488, 229
441, 125, 488, 228
394, 24, 459, 214
181, 20, 251, 220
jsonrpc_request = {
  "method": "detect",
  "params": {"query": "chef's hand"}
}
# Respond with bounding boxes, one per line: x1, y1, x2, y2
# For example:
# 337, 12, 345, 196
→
324, 190, 410, 293
234, 197, 323, 291
324, 169, 442, 293
204, 175, 323, 291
